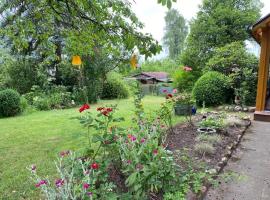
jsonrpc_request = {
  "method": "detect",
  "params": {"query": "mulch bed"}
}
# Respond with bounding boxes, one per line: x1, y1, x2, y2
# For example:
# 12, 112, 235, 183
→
166, 114, 250, 169
108, 112, 251, 200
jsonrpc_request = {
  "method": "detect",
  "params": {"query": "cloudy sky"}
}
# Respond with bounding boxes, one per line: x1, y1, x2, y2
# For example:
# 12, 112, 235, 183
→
132, 0, 270, 43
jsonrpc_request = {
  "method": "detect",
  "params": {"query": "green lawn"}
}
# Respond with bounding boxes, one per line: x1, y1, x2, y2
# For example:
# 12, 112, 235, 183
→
0, 96, 183, 199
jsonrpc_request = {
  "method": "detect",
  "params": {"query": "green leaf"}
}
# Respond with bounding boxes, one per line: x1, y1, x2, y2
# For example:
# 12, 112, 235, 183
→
92, 134, 103, 143
167, 0, 172, 9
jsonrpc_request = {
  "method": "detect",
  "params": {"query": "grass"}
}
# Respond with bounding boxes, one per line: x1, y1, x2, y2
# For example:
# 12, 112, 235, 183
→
0, 96, 183, 199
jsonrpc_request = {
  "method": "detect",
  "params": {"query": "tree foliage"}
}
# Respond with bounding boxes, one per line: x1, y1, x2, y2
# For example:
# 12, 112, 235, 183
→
163, 9, 188, 59
181, 0, 262, 69
0, 0, 163, 99
206, 41, 258, 105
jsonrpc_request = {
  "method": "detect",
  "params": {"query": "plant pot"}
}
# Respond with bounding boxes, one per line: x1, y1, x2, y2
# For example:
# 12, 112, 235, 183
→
174, 104, 192, 116
197, 127, 216, 134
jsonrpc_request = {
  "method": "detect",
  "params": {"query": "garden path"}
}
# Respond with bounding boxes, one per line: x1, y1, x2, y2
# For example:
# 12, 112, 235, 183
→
204, 120, 270, 200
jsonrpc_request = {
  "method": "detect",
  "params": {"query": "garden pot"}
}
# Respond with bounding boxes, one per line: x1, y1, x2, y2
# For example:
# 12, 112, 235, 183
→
197, 128, 216, 134
174, 104, 192, 116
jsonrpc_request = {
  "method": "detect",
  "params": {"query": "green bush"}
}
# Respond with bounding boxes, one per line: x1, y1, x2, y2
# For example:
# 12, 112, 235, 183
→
101, 73, 129, 99
0, 89, 21, 117
205, 42, 258, 105
173, 69, 198, 92
33, 97, 50, 111
193, 71, 231, 106
20, 96, 29, 112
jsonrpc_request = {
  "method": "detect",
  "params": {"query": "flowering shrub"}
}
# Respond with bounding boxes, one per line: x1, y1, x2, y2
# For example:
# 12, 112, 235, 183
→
28, 152, 117, 199
30, 86, 214, 199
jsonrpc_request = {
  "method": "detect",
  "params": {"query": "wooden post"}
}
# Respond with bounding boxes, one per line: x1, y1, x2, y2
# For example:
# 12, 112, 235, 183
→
256, 28, 270, 111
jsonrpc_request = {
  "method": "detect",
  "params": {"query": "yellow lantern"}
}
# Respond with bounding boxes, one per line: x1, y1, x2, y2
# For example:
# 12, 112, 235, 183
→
72, 55, 82, 66
130, 54, 137, 69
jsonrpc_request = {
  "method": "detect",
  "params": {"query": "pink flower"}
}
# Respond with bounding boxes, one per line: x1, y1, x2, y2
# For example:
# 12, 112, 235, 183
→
35, 180, 47, 188
140, 138, 145, 143
55, 179, 64, 187
131, 136, 137, 142
173, 89, 178, 94
127, 160, 132, 164
60, 150, 70, 157
183, 66, 192, 71
153, 149, 158, 156
83, 183, 90, 190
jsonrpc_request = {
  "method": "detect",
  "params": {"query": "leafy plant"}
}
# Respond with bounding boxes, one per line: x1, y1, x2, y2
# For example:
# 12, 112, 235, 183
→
193, 71, 231, 106
194, 143, 215, 156
199, 116, 225, 129
0, 89, 21, 117
195, 134, 222, 145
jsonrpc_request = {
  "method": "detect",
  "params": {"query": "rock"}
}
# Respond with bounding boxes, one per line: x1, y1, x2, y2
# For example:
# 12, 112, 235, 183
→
248, 107, 256, 112
243, 107, 248, 112
234, 106, 242, 112
208, 168, 217, 175
225, 106, 229, 111
229, 106, 234, 111
217, 106, 224, 110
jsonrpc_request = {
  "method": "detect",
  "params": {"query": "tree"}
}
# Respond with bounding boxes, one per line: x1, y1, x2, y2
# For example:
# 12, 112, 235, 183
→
0, 0, 162, 97
0, 0, 161, 75
206, 41, 258, 105
163, 9, 188, 59
181, 0, 262, 70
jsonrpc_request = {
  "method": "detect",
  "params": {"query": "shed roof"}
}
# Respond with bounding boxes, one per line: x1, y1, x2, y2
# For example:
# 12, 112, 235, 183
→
251, 13, 270, 44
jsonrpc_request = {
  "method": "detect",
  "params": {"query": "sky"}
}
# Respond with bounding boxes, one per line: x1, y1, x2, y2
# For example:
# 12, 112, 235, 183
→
132, 0, 270, 43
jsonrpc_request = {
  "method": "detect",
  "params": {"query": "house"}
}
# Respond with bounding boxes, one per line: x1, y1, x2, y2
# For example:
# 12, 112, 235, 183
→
250, 13, 270, 121
130, 72, 171, 84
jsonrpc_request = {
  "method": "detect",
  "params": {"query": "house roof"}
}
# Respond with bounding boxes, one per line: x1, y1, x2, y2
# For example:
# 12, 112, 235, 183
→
131, 72, 169, 82
250, 13, 270, 44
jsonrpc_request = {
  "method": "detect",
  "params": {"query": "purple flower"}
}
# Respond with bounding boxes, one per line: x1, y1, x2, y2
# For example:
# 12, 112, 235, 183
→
140, 138, 145, 143
55, 179, 64, 187
86, 192, 93, 196
83, 183, 90, 190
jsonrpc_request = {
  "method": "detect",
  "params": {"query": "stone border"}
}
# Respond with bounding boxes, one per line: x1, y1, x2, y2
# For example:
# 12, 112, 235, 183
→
196, 119, 252, 200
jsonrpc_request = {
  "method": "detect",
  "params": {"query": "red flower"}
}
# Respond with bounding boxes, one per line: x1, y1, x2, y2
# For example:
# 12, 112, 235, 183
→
107, 108, 113, 112
153, 149, 158, 155
97, 107, 104, 111
102, 110, 108, 116
91, 162, 99, 170
79, 104, 90, 113
83, 183, 90, 189
166, 94, 173, 99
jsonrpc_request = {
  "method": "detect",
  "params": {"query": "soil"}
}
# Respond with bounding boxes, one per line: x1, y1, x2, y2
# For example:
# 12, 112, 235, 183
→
166, 114, 250, 169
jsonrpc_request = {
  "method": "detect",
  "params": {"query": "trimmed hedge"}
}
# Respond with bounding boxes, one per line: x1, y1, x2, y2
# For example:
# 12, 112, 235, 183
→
192, 71, 231, 106
101, 78, 129, 99
0, 89, 21, 117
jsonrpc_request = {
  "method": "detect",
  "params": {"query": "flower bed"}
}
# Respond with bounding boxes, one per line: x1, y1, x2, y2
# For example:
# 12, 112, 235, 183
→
28, 86, 251, 200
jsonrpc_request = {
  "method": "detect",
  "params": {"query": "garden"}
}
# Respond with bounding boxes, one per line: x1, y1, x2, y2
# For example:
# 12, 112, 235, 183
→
0, 0, 264, 199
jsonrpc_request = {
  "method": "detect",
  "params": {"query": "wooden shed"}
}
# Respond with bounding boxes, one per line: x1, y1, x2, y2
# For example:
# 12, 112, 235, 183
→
251, 14, 270, 121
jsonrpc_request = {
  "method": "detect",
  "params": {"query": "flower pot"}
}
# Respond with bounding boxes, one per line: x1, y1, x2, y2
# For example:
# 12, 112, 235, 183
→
174, 104, 192, 116
197, 128, 216, 134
